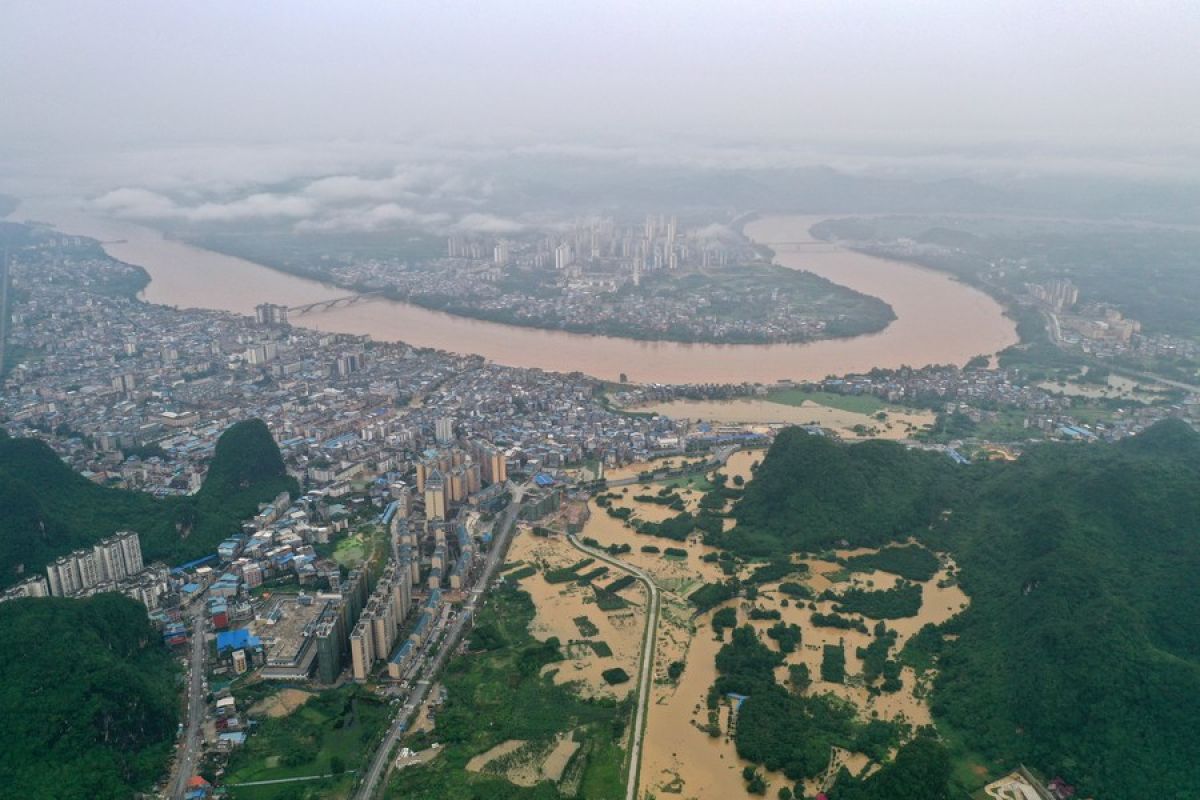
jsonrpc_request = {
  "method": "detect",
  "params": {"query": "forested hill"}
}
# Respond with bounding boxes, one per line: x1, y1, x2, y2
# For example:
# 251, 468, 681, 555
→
727, 419, 1200, 797
0, 593, 179, 799
720, 427, 959, 555
0, 418, 298, 588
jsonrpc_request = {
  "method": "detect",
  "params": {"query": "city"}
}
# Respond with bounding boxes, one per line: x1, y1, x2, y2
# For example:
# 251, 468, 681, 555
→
3, 4, 1200, 800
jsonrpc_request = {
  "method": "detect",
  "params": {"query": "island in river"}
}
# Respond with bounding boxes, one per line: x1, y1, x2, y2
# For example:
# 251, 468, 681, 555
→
190, 226, 896, 345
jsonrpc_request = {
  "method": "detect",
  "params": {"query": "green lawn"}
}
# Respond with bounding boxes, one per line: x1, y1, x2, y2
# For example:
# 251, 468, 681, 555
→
765, 388, 889, 415
225, 686, 391, 799
659, 473, 714, 492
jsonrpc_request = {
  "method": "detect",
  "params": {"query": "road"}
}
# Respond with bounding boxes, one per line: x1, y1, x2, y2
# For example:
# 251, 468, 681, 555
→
351, 482, 527, 800
567, 533, 661, 800
167, 603, 208, 799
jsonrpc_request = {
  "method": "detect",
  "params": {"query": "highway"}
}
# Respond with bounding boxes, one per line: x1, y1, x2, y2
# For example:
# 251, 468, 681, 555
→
567, 533, 661, 800
352, 482, 527, 800
167, 603, 208, 799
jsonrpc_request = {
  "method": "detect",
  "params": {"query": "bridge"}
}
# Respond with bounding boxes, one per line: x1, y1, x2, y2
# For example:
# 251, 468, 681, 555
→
289, 291, 383, 315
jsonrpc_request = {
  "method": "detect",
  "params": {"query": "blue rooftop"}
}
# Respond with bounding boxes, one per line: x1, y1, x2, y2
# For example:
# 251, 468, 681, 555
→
216, 629, 262, 653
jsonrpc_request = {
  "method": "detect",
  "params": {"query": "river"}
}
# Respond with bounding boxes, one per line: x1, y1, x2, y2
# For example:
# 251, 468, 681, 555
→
36, 210, 1016, 384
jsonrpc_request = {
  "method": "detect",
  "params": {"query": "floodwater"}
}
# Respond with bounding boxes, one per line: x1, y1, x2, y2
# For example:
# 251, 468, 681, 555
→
505, 529, 644, 699
43, 211, 1016, 384
635, 398, 936, 439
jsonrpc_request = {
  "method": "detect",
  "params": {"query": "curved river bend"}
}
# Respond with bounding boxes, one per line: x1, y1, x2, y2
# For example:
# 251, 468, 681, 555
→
50, 213, 1016, 384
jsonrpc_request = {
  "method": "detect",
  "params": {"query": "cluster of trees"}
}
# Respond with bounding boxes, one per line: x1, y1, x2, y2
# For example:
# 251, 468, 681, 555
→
810, 612, 869, 634
0, 595, 179, 798
712, 607, 739, 638
823, 582, 923, 619
688, 579, 740, 612
857, 623, 903, 692
826, 732, 952, 800
713, 626, 903, 783
843, 544, 940, 582
0, 418, 297, 588
767, 621, 802, 653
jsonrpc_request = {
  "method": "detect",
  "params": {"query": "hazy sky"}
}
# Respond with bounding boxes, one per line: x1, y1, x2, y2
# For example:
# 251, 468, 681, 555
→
2, 0, 1198, 155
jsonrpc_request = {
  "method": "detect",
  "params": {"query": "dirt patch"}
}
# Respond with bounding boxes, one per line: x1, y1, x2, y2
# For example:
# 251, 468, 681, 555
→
465, 739, 526, 774
541, 731, 582, 782
249, 688, 313, 719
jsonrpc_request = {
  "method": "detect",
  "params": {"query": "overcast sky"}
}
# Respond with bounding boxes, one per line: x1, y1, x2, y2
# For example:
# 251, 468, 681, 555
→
2, 0, 1198, 156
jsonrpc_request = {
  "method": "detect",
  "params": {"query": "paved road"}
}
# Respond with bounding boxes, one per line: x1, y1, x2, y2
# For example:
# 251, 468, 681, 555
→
167, 603, 208, 799
352, 483, 527, 800
567, 534, 661, 800
229, 771, 356, 787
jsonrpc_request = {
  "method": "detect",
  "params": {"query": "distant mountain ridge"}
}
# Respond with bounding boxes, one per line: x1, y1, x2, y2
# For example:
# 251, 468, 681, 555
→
0, 418, 298, 588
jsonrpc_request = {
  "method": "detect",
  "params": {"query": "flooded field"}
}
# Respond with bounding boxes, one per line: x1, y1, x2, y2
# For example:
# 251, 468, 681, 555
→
577, 453, 971, 798
505, 529, 644, 699
636, 398, 935, 439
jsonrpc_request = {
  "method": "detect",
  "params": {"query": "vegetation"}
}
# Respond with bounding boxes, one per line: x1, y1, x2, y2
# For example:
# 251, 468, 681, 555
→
0, 595, 179, 799
603, 575, 637, 594
843, 544, 940, 582
711, 606, 738, 638
0, 418, 298, 588
827, 733, 952, 800
573, 616, 599, 638
777, 581, 813, 600
688, 579, 739, 612
719, 427, 957, 557
226, 685, 390, 797
766, 621, 802, 654
810, 612, 868, 634
820, 643, 846, 684
600, 668, 630, 686
824, 582, 923, 619
389, 584, 628, 799
722, 418, 1200, 797
713, 626, 900, 781
544, 558, 595, 584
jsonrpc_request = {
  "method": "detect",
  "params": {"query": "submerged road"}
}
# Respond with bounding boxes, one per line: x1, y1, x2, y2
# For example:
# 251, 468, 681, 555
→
567, 533, 661, 800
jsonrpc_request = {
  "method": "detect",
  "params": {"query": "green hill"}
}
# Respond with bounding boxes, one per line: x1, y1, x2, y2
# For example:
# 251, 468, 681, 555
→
0, 593, 179, 798
726, 420, 1200, 798
721, 427, 959, 555
0, 418, 298, 588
